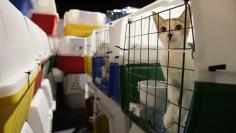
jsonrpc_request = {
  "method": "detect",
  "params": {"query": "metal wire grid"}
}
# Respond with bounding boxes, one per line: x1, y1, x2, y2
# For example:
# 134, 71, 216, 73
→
95, 28, 110, 56
122, 2, 195, 133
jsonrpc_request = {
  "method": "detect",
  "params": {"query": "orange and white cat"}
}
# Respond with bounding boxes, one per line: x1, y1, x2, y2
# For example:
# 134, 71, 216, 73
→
153, 11, 195, 132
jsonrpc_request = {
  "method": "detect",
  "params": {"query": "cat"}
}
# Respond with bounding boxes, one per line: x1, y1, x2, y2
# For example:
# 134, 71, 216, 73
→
152, 10, 195, 132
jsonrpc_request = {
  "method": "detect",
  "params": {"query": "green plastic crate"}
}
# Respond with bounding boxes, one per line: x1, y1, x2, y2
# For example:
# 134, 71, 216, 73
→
120, 63, 165, 112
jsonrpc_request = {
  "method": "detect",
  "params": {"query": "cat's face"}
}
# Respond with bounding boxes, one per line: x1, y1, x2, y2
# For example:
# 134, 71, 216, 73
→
153, 11, 190, 49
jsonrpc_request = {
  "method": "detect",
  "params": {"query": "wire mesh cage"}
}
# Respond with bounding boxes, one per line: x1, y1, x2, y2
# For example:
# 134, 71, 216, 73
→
121, 1, 195, 133
93, 27, 110, 94
95, 27, 110, 56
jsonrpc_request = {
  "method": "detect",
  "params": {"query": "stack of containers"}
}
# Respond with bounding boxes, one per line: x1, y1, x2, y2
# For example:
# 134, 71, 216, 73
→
63, 74, 86, 108
57, 36, 88, 108
64, 9, 106, 37
57, 36, 86, 73
59, 10, 105, 108
30, 0, 59, 37
0, 1, 40, 132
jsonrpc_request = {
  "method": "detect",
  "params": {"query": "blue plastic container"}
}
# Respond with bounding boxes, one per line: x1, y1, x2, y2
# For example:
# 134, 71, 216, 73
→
92, 56, 104, 89
108, 62, 120, 104
101, 80, 109, 95
10, 0, 33, 16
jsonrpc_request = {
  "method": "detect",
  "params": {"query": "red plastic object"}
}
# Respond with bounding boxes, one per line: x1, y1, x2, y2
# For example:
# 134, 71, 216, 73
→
31, 13, 59, 36
34, 60, 48, 96
56, 56, 85, 73
34, 68, 43, 96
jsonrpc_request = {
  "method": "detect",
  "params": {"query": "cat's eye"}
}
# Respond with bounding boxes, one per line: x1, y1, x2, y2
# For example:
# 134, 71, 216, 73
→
160, 26, 167, 32
175, 24, 182, 30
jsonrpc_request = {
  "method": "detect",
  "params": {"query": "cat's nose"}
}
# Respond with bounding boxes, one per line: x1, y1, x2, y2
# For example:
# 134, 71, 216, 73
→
168, 33, 173, 39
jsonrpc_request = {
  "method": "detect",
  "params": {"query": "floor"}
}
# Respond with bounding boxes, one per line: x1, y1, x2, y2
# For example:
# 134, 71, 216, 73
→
52, 82, 92, 133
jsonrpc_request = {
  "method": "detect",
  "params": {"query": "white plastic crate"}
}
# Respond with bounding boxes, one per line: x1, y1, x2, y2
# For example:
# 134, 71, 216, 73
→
58, 36, 87, 56
25, 17, 51, 62
0, 0, 37, 97
64, 74, 86, 94
52, 68, 64, 83
109, 17, 129, 62
31, 0, 57, 15
27, 89, 52, 133
64, 74, 86, 108
41, 79, 56, 111
20, 122, 33, 133
40, 28, 53, 57
48, 37, 59, 53
26, 18, 52, 62
64, 9, 106, 26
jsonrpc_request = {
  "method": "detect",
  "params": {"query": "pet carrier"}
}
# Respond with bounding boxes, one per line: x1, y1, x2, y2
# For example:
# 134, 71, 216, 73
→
21, 122, 34, 133
120, 0, 195, 132
93, 26, 110, 94
41, 79, 56, 111
185, 0, 236, 133
0, 1, 40, 132
92, 83, 130, 133
109, 17, 128, 62
92, 56, 105, 90
108, 62, 121, 103
27, 89, 53, 133
25, 17, 53, 93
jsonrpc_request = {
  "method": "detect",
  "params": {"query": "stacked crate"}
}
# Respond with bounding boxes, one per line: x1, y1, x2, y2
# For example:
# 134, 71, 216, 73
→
64, 9, 106, 37
30, 0, 59, 37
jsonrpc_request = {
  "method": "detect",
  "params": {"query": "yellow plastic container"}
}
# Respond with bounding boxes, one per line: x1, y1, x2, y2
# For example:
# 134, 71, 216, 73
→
93, 114, 109, 133
64, 23, 101, 37
84, 56, 92, 76
0, 70, 38, 133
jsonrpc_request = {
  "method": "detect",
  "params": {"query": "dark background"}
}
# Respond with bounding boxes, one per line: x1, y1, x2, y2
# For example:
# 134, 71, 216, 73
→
55, 0, 155, 17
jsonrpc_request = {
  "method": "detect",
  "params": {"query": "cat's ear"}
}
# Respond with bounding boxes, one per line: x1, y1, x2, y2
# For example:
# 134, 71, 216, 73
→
179, 9, 190, 24
152, 11, 165, 26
